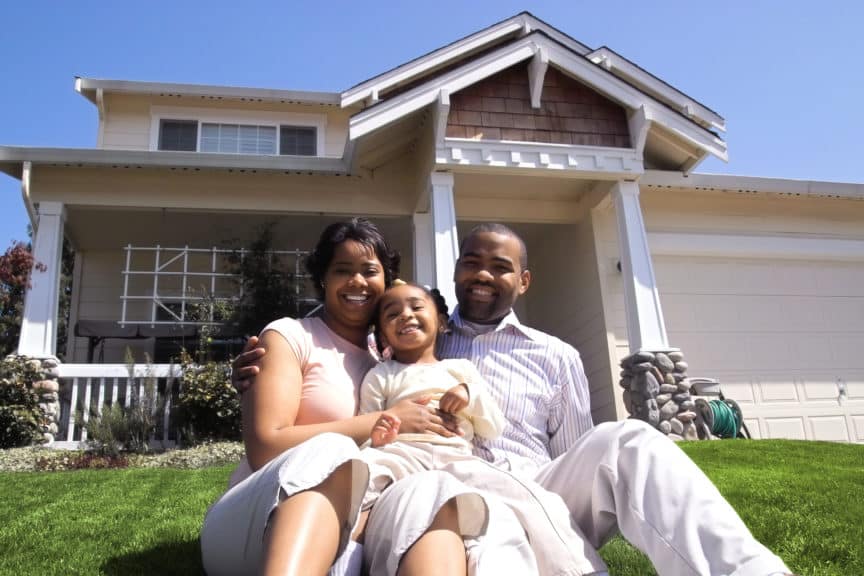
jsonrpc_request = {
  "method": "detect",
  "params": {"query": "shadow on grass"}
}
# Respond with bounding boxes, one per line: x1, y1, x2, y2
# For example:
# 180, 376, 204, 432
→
102, 539, 204, 576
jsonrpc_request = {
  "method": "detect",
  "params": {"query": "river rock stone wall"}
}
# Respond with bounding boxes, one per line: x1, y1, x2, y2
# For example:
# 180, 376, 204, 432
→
619, 350, 698, 441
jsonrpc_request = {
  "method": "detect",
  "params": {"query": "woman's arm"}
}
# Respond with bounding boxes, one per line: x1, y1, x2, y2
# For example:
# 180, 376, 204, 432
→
241, 329, 384, 470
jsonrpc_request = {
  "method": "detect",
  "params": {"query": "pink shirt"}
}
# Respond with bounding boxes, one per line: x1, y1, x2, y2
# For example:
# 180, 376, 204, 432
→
228, 316, 377, 487
264, 316, 377, 424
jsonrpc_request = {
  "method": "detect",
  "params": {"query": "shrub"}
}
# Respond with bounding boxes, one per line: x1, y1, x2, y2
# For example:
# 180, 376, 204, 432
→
0, 355, 46, 448
83, 351, 164, 455
177, 350, 240, 445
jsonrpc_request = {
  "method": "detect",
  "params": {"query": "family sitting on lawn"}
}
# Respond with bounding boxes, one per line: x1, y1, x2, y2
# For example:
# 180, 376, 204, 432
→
200, 218, 793, 576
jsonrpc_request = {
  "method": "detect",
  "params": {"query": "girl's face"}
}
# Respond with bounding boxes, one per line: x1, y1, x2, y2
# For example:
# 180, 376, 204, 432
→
378, 284, 440, 363
322, 239, 386, 333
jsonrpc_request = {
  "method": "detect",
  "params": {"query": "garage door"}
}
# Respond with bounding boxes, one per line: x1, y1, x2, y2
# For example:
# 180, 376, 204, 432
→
654, 255, 864, 442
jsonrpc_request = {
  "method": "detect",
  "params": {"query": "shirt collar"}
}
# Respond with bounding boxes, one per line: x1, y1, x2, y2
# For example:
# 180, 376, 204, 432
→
449, 306, 537, 341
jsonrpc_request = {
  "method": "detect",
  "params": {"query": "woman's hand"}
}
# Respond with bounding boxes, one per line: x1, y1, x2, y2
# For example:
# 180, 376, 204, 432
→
388, 396, 464, 437
231, 336, 266, 393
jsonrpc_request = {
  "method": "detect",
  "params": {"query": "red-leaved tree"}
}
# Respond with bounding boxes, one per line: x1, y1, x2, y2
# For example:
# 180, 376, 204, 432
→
0, 241, 45, 356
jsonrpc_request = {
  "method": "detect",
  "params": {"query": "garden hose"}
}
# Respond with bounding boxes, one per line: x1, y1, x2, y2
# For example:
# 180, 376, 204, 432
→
695, 397, 751, 439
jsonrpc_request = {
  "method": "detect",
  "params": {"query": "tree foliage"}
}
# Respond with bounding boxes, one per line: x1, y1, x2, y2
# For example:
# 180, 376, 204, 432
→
0, 241, 45, 357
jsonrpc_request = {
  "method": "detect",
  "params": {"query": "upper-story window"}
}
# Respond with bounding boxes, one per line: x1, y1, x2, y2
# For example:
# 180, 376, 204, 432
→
152, 107, 325, 156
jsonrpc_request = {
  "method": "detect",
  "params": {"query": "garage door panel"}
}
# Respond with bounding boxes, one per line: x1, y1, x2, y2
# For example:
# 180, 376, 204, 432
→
764, 418, 806, 440
809, 416, 850, 442
853, 417, 864, 442
758, 377, 799, 402
801, 376, 844, 401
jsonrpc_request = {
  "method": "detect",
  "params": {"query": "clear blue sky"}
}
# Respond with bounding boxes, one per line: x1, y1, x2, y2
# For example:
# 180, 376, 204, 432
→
1, 0, 862, 243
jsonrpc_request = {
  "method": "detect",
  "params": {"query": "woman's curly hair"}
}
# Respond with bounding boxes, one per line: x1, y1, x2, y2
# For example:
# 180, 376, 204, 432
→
305, 218, 401, 300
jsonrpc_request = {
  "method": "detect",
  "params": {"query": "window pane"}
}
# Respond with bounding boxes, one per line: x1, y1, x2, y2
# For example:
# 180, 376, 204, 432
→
200, 123, 219, 152
219, 124, 239, 153
196, 122, 280, 155
159, 120, 198, 151
280, 126, 317, 156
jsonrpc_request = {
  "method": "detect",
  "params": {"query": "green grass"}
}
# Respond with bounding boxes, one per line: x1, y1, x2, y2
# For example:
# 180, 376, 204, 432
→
0, 440, 861, 575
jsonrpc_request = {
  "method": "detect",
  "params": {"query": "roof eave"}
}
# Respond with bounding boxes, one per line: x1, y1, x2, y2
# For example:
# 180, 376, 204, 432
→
642, 170, 864, 200
74, 77, 342, 106
587, 47, 725, 132
0, 146, 350, 174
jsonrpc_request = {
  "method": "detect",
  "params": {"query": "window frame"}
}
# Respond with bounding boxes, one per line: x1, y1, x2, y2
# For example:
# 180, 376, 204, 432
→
149, 106, 326, 157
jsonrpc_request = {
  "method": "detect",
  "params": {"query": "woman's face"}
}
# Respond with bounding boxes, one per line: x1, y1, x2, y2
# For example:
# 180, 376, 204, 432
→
322, 239, 386, 331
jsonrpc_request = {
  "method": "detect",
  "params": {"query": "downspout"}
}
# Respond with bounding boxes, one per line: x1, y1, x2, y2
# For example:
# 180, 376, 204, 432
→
21, 161, 37, 232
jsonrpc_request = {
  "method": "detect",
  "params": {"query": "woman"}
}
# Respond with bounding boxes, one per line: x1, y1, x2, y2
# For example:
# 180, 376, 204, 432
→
200, 219, 498, 576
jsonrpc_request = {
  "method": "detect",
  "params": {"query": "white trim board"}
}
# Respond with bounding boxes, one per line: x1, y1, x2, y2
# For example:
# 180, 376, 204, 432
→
648, 232, 864, 262
437, 138, 643, 178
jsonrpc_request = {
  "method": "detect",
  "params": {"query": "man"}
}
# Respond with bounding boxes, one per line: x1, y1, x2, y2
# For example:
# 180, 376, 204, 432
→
234, 223, 794, 576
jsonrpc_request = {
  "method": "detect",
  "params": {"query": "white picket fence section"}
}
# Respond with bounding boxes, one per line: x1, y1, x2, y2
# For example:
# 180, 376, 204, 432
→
54, 363, 183, 449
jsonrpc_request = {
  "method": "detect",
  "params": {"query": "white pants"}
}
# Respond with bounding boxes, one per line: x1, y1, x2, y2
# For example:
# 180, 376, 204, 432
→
530, 420, 790, 576
366, 469, 540, 576
360, 441, 606, 575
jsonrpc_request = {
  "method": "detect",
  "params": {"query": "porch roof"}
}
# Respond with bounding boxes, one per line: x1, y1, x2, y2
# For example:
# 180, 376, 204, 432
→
75, 77, 344, 107
641, 170, 864, 201
0, 146, 350, 179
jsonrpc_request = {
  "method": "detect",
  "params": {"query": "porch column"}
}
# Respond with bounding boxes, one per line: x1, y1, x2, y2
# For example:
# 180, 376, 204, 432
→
611, 180, 669, 352
412, 172, 458, 309
18, 201, 66, 357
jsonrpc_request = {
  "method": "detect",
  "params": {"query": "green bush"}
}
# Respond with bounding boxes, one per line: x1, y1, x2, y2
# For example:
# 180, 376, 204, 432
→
0, 356, 46, 448
83, 352, 165, 456
177, 350, 240, 445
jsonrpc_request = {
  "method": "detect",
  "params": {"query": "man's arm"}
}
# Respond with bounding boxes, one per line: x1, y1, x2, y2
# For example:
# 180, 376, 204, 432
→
547, 344, 594, 459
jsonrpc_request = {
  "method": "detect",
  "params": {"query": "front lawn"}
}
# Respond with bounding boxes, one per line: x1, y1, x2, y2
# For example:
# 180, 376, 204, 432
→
0, 439, 861, 575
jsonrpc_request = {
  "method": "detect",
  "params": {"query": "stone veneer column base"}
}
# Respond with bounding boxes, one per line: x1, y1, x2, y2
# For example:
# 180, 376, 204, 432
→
12, 356, 62, 444
619, 350, 698, 441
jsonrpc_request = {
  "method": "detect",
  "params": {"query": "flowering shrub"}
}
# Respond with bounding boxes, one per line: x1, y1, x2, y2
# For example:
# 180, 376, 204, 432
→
0, 355, 46, 448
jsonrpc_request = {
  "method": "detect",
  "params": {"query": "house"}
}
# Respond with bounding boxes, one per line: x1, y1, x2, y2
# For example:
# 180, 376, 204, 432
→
1, 12, 862, 445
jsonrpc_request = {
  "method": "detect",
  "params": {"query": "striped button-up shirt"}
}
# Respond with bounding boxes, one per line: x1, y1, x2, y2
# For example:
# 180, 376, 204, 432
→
437, 308, 594, 470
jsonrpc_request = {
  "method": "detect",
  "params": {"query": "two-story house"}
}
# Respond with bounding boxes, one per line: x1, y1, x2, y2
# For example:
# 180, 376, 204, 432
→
1, 12, 862, 445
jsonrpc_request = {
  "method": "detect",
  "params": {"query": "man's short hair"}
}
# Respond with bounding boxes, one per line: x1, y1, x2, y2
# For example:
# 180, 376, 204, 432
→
460, 223, 528, 269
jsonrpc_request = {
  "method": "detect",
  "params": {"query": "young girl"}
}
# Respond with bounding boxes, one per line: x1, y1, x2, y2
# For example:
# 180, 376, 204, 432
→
356, 281, 608, 576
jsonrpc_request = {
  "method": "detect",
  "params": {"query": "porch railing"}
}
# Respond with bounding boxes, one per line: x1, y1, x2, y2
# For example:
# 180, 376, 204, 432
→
55, 363, 183, 449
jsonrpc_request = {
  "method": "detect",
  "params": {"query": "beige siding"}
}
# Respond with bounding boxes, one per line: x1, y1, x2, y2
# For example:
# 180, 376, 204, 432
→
101, 94, 151, 150
99, 93, 350, 157
521, 221, 616, 423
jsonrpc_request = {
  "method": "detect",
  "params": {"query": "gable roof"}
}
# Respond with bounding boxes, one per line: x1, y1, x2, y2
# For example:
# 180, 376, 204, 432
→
341, 12, 722, 135
348, 30, 727, 163
341, 12, 591, 107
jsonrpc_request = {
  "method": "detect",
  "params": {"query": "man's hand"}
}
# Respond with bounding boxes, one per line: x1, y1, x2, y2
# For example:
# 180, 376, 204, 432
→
371, 412, 401, 447
231, 336, 266, 393
388, 396, 464, 437
438, 383, 469, 414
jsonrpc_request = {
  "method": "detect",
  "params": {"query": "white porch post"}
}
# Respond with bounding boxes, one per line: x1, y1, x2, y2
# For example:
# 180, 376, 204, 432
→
18, 201, 66, 357
611, 180, 669, 352
413, 172, 458, 308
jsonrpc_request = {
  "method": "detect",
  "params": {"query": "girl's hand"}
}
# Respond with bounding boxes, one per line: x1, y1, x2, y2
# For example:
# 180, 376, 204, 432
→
371, 412, 401, 447
439, 384, 469, 414
388, 396, 464, 438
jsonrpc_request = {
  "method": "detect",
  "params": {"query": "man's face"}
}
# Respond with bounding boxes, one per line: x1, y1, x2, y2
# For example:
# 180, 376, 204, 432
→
453, 231, 531, 324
